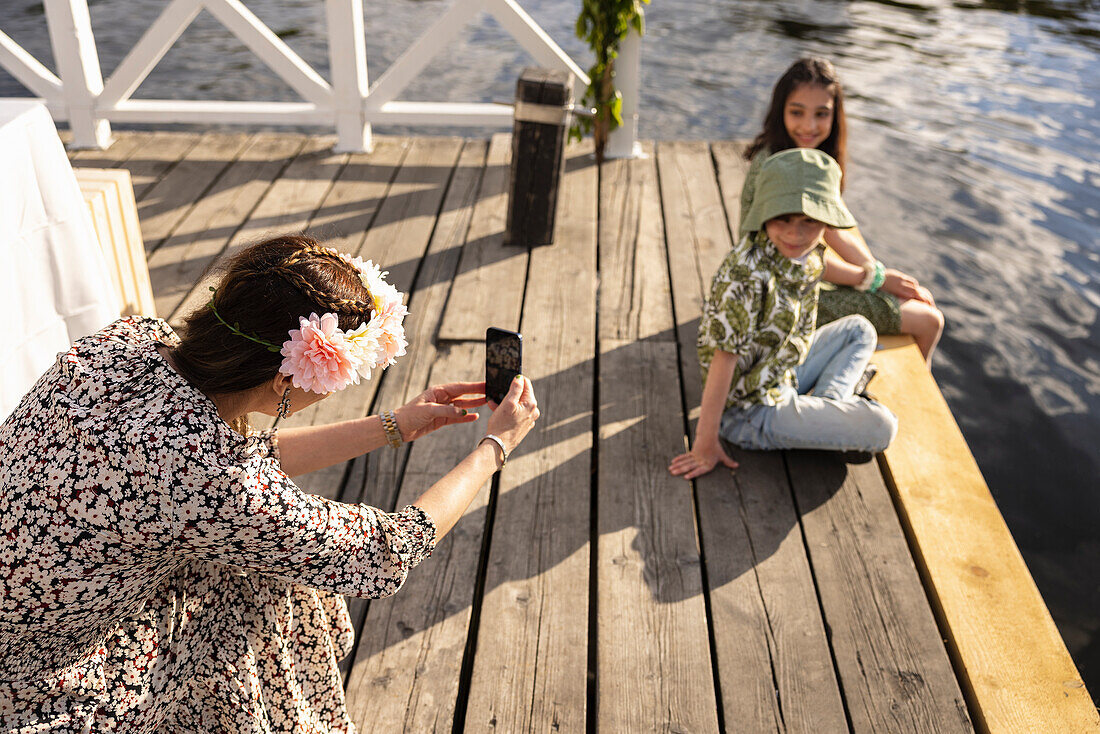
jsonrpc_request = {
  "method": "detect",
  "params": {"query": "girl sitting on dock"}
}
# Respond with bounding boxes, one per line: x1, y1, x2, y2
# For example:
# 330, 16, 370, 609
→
0, 235, 539, 731
742, 57, 945, 365
669, 148, 897, 480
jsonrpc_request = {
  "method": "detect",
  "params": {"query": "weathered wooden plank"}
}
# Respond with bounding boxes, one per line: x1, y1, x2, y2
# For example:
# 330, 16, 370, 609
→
305, 137, 410, 257
67, 130, 151, 167
344, 343, 491, 733
788, 451, 973, 733
691, 454, 784, 732
694, 139, 847, 727
598, 142, 674, 342
730, 449, 849, 732
711, 140, 751, 243
872, 341, 1100, 732
226, 135, 345, 251
114, 131, 203, 202
597, 338, 719, 732
166, 135, 343, 325
438, 132, 527, 341
333, 141, 487, 690
657, 140, 786, 728
149, 133, 307, 324
655, 140, 733, 336
349, 137, 465, 297
135, 132, 252, 255
462, 141, 597, 733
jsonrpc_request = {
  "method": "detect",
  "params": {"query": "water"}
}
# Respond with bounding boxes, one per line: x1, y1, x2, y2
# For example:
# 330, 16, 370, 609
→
2, 0, 1098, 694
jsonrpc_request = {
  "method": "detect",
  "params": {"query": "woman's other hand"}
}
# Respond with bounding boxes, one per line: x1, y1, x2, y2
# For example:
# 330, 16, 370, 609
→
485, 375, 540, 455
668, 438, 739, 480
394, 382, 486, 442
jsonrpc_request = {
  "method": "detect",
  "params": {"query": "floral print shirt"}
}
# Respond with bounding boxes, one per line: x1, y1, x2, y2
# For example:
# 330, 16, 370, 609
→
697, 231, 824, 409
0, 317, 436, 686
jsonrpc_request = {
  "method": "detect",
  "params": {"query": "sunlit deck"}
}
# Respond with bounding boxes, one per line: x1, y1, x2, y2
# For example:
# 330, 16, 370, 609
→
68, 131, 1095, 732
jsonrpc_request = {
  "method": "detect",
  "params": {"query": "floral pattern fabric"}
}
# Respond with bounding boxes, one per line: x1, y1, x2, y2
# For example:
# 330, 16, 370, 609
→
0, 317, 436, 732
697, 231, 824, 410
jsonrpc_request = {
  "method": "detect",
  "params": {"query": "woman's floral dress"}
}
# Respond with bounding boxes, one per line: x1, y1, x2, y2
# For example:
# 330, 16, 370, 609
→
0, 317, 436, 732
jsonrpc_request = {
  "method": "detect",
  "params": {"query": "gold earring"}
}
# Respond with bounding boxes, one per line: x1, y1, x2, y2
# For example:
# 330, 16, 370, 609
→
277, 389, 291, 419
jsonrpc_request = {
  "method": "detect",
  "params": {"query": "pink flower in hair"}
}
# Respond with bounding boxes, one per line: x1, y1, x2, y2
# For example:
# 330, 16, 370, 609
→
279, 313, 358, 394
372, 301, 408, 368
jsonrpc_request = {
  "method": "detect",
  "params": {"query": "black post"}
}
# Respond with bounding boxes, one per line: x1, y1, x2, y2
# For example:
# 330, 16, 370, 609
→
505, 67, 573, 247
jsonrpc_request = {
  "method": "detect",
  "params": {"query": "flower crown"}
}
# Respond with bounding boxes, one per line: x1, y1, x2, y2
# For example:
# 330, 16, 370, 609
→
208, 249, 408, 394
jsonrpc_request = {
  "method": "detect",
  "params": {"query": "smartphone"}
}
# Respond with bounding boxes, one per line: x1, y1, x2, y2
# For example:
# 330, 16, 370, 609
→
486, 327, 522, 405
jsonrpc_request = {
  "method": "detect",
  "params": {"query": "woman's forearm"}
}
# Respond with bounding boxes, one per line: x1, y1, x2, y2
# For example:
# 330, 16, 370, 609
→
275, 416, 388, 477
412, 441, 501, 539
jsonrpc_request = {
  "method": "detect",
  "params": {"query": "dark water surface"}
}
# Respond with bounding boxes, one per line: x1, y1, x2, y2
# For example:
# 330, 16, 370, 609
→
2, 0, 1098, 694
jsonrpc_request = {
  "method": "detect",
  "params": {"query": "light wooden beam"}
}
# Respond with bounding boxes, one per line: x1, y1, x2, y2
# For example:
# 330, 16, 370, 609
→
872, 338, 1099, 733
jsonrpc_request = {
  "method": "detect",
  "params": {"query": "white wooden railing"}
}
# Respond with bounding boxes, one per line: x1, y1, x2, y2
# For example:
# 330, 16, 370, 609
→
0, 0, 645, 154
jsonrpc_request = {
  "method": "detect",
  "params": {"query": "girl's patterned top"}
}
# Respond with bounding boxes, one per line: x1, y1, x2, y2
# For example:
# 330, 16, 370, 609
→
738, 148, 769, 241
697, 231, 824, 409
0, 317, 435, 683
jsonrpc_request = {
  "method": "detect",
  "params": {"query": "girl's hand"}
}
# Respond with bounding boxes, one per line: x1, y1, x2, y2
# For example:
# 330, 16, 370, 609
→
668, 438, 739, 480
394, 382, 486, 443
912, 283, 936, 307
485, 375, 540, 455
881, 268, 924, 301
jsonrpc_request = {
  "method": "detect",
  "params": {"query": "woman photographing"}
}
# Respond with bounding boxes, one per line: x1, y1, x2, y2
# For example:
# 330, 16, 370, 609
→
0, 235, 539, 732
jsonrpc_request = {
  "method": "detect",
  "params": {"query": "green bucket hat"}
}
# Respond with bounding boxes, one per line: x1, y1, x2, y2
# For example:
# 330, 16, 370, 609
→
741, 148, 856, 234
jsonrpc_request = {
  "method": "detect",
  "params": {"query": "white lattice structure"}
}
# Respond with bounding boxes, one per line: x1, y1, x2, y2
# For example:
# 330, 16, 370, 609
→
0, 0, 601, 152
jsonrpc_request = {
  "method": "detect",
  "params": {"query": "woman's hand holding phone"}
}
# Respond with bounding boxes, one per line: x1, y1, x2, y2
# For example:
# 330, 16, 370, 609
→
485, 374, 540, 456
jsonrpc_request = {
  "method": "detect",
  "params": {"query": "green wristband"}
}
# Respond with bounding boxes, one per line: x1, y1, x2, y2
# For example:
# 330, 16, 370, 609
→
869, 261, 886, 293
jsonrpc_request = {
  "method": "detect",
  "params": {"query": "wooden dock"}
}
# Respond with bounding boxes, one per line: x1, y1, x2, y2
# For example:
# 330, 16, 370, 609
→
69, 131, 1097, 733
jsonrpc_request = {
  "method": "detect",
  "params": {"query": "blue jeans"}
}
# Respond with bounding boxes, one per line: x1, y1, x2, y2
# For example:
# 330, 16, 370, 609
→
719, 315, 898, 452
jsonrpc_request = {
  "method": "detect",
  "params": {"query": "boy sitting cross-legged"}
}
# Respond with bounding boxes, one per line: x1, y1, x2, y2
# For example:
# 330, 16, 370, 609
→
669, 148, 897, 480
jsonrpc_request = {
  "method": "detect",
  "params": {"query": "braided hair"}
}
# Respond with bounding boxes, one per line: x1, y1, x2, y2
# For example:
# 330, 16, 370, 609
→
171, 235, 375, 399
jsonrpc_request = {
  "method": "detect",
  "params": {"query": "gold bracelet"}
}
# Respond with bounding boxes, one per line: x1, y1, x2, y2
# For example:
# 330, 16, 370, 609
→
381, 410, 402, 449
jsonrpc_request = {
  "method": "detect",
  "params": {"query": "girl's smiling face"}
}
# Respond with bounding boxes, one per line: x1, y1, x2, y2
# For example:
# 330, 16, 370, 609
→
784, 83, 835, 149
765, 214, 827, 260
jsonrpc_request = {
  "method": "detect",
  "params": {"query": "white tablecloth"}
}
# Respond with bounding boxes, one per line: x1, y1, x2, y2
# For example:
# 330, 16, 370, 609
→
0, 101, 118, 423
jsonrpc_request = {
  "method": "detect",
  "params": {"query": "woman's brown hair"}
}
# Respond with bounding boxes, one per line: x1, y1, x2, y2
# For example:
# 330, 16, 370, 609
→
170, 235, 374, 403
744, 57, 848, 187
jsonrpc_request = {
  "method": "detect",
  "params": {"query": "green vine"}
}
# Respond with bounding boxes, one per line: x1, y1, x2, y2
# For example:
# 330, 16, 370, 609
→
207, 287, 282, 353
572, 0, 649, 162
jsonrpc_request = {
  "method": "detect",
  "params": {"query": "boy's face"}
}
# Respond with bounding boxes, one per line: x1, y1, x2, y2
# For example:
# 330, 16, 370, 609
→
765, 214, 827, 260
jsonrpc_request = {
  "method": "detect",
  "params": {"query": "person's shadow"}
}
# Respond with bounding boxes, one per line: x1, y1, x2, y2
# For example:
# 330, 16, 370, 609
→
320, 325, 859, 672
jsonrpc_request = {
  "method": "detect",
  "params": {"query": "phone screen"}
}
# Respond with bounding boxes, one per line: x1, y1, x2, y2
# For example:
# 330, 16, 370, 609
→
486, 327, 522, 405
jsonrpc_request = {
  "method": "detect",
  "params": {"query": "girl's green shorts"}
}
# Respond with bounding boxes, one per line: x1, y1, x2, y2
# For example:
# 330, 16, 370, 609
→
816, 283, 902, 335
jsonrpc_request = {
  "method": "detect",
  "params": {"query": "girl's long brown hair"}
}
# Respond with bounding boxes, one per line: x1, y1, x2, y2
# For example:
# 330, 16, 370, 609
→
171, 235, 374, 404
745, 57, 848, 187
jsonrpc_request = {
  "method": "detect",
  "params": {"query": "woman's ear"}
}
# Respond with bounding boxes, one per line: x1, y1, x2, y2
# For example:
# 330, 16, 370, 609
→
272, 371, 294, 396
